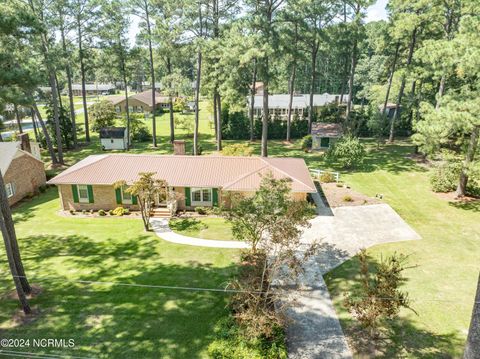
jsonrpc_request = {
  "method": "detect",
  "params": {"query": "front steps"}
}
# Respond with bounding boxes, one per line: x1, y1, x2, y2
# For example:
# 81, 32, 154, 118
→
150, 207, 171, 218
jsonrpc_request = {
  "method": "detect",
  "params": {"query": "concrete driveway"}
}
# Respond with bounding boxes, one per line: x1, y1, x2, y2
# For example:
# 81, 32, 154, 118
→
286, 204, 421, 359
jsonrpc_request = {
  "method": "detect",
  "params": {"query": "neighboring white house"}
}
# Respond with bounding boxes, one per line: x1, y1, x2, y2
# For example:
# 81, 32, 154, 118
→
248, 93, 347, 118
100, 127, 128, 150
311, 123, 343, 150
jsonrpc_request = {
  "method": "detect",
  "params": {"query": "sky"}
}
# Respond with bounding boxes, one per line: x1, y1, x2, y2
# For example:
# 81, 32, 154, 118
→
128, 0, 389, 45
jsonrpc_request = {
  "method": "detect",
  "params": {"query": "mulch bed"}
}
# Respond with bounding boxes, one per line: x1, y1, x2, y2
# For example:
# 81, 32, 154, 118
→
321, 182, 382, 208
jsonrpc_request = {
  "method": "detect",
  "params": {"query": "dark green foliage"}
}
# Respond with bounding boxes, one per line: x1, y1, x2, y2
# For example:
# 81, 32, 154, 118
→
89, 100, 116, 132
123, 116, 151, 142
326, 136, 366, 169
221, 109, 308, 140
300, 135, 312, 150
430, 160, 462, 193
208, 313, 287, 359
44, 101, 74, 149
316, 103, 344, 123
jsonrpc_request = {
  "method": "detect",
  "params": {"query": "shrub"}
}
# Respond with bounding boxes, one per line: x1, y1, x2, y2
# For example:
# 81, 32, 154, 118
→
98, 209, 106, 216
89, 209, 94, 214
208, 316, 287, 359
112, 207, 126, 216
195, 206, 207, 215
222, 143, 254, 156
39, 185, 47, 193
430, 160, 462, 193
82, 210, 87, 215
108, 209, 114, 216
89, 100, 116, 132
336, 182, 344, 188
319, 172, 335, 183
69, 209, 75, 215
132, 125, 152, 142
343, 195, 353, 202
124, 208, 130, 215
326, 136, 366, 169
300, 135, 312, 150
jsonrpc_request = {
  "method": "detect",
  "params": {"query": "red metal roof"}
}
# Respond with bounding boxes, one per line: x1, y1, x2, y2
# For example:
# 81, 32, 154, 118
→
48, 154, 316, 193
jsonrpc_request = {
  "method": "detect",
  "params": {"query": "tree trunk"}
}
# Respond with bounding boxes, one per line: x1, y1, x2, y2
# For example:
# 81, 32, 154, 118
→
61, 23, 77, 148
193, 50, 202, 156
0, 214, 31, 314
389, 28, 417, 143
308, 42, 319, 133
167, 57, 174, 143
407, 80, 416, 127
286, 63, 296, 142
78, 18, 90, 143
345, 37, 358, 122
261, 58, 269, 158
382, 43, 400, 116
216, 92, 222, 151
32, 109, 39, 142
14, 104, 23, 133
249, 58, 257, 141
464, 273, 480, 359
456, 126, 479, 197
122, 59, 130, 150
435, 75, 446, 110
48, 70, 64, 164
54, 72, 63, 109
213, 92, 218, 142
146, 4, 157, 147
32, 103, 57, 164
0, 171, 31, 296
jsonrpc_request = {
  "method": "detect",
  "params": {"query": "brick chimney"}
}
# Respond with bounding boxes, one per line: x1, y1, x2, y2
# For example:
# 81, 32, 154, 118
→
18, 133, 31, 154
173, 140, 186, 155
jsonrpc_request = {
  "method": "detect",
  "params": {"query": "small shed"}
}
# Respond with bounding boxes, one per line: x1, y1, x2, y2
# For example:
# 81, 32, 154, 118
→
311, 123, 343, 150
100, 127, 128, 150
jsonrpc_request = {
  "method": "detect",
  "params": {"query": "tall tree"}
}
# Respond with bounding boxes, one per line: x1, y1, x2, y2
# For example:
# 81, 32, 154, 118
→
131, 0, 158, 147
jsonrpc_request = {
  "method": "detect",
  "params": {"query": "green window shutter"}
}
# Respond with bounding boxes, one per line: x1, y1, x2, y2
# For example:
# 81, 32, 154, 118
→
132, 195, 138, 205
212, 188, 218, 207
71, 185, 79, 203
87, 185, 94, 203
185, 187, 191, 207
115, 188, 122, 204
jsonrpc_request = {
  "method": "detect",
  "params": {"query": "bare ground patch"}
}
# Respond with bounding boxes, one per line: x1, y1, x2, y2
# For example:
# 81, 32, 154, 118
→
322, 182, 382, 208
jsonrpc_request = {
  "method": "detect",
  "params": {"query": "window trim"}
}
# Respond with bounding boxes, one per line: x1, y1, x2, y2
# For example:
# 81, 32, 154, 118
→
77, 185, 90, 203
121, 185, 132, 204
5, 183, 15, 198
190, 187, 213, 206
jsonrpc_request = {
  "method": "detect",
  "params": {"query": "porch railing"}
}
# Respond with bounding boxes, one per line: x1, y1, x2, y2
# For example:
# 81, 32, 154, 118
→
310, 169, 340, 182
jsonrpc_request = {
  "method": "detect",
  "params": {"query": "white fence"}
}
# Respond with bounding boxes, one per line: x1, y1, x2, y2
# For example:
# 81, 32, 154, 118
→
310, 169, 340, 182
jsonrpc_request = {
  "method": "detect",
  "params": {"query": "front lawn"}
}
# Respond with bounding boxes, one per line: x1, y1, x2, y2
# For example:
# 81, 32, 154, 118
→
0, 189, 240, 358
170, 217, 235, 241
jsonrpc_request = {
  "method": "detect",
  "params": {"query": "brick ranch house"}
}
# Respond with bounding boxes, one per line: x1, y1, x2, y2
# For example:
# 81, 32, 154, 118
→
0, 137, 46, 206
47, 154, 316, 213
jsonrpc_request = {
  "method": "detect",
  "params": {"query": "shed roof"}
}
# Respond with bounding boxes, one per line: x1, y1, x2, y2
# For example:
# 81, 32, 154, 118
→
99, 127, 126, 139
311, 123, 343, 138
48, 154, 316, 193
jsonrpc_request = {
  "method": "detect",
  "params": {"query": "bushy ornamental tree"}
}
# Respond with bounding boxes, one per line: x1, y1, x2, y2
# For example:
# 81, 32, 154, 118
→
223, 173, 318, 338
326, 135, 366, 169
344, 249, 415, 354
221, 143, 253, 156
89, 100, 116, 132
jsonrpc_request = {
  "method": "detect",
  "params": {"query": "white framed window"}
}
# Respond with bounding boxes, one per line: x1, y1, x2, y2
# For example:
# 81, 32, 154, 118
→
5, 183, 15, 198
77, 185, 89, 203
191, 188, 212, 206
121, 185, 132, 204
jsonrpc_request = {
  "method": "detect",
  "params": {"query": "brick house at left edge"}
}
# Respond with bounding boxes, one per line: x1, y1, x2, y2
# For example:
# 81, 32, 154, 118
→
0, 135, 46, 206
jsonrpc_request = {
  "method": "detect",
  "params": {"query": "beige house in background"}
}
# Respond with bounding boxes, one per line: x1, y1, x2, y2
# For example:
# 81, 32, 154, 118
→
0, 136, 46, 206
108, 90, 171, 114
47, 154, 316, 214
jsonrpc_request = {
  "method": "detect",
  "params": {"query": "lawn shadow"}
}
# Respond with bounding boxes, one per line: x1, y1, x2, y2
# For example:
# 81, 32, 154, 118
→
448, 199, 480, 212
169, 217, 207, 232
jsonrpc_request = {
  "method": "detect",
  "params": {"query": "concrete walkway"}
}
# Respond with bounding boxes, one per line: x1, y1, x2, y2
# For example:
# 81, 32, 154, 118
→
150, 218, 249, 249
286, 204, 421, 359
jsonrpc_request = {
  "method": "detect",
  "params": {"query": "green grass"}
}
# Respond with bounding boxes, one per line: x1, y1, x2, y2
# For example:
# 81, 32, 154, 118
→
322, 141, 480, 358
0, 189, 240, 358
23, 98, 480, 356
170, 217, 234, 241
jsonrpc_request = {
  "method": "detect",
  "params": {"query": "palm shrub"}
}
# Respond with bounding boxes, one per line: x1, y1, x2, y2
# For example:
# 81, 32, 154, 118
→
326, 136, 366, 169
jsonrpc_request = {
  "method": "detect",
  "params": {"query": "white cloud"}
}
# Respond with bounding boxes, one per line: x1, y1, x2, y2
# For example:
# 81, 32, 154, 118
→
365, 0, 388, 23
